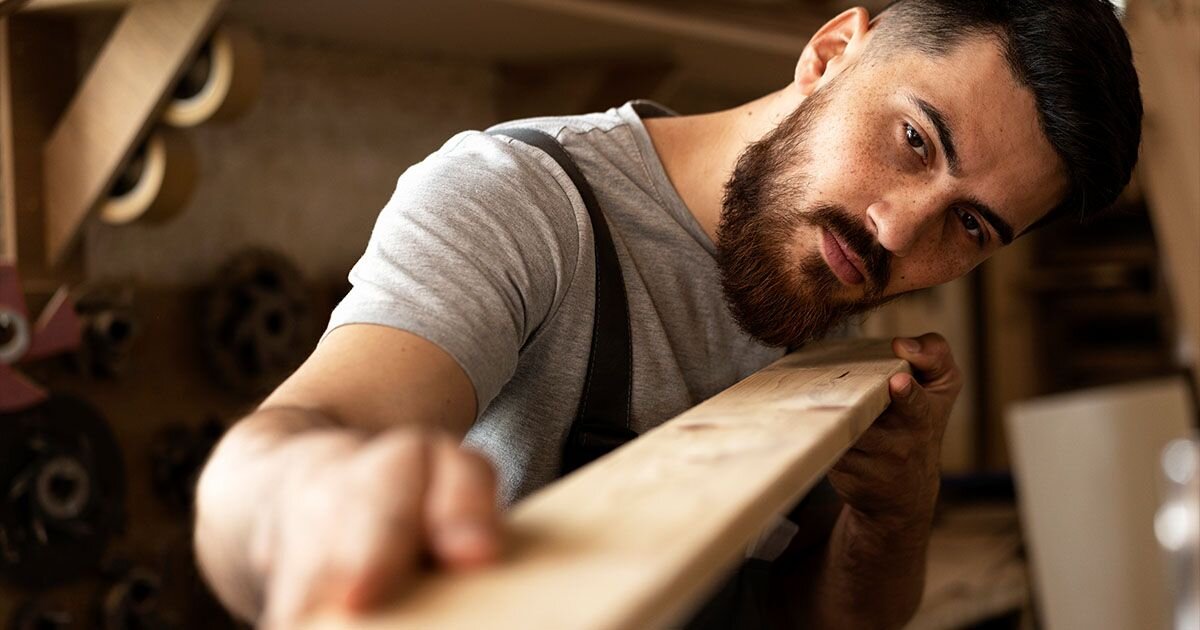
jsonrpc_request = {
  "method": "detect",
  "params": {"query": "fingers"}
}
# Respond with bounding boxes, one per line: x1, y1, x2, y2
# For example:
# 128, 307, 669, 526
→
843, 378, 928, 464
425, 439, 502, 570
260, 430, 431, 626
258, 429, 501, 628
335, 431, 432, 611
885, 373, 932, 425
892, 333, 962, 391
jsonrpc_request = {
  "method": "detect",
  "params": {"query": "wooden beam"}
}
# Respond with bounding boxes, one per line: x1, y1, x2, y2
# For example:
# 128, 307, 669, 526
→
6, 15, 83, 290
41, 0, 226, 266
1125, 0, 1200, 392
487, 0, 814, 57
302, 338, 908, 630
0, 19, 14, 263
17, 0, 131, 13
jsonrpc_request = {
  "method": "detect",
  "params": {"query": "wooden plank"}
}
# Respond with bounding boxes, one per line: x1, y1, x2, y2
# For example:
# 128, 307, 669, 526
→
0, 19, 14, 263
41, 0, 226, 266
303, 338, 908, 630
7, 14, 83, 290
1125, 0, 1200, 393
18, 0, 130, 12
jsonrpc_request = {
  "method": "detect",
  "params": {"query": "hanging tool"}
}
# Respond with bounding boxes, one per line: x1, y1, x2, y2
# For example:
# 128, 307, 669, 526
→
0, 263, 81, 411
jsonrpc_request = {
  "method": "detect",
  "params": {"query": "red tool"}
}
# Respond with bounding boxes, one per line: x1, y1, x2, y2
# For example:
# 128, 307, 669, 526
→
0, 264, 81, 411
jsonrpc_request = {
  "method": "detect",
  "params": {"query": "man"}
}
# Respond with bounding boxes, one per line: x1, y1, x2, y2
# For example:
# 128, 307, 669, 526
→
195, 1, 1141, 628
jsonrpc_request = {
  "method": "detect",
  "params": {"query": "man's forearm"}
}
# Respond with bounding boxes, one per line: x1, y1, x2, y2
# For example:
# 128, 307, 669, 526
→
772, 505, 933, 629
192, 406, 365, 622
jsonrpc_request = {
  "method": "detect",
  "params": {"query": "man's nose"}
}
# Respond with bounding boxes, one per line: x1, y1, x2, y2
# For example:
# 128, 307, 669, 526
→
865, 199, 939, 258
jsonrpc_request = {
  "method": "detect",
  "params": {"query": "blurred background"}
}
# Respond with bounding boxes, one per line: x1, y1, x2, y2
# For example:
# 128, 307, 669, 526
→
0, 0, 1196, 628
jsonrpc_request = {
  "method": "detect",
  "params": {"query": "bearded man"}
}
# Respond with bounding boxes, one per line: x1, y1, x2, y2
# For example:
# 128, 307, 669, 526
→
195, 1, 1143, 628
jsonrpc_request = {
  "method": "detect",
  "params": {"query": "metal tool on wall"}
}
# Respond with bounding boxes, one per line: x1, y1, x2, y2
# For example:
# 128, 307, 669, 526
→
73, 283, 139, 378
100, 564, 177, 630
1, 263, 125, 587
8, 596, 72, 630
97, 21, 263, 229
163, 23, 262, 129
0, 263, 81, 410
150, 417, 225, 513
97, 127, 198, 228
200, 248, 314, 396
0, 394, 126, 587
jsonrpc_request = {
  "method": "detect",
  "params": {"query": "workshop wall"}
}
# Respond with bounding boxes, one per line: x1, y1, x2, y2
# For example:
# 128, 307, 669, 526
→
1, 20, 597, 630
4, 15, 751, 627
83, 29, 498, 288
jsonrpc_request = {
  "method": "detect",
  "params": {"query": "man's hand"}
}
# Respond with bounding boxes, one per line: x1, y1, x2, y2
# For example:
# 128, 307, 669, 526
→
827, 332, 962, 525
253, 427, 501, 629
770, 333, 963, 629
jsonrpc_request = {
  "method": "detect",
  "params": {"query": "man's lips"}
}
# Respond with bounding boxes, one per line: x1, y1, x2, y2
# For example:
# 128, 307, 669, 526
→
820, 228, 866, 285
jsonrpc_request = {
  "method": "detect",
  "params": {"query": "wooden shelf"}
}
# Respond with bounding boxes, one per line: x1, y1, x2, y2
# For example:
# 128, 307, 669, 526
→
40, 0, 227, 265
17, 0, 130, 12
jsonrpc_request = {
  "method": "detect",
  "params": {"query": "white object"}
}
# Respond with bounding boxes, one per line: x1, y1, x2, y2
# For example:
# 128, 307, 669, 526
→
1007, 378, 1196, 630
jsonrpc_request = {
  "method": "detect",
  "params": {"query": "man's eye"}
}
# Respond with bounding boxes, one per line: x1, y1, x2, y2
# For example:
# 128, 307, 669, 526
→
956, 207, 985, 245
904, 123, 928, 161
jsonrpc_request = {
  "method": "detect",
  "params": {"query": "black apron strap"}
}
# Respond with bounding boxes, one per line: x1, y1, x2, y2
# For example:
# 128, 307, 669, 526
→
487, 127, 636, 475
491, 127, 803, 629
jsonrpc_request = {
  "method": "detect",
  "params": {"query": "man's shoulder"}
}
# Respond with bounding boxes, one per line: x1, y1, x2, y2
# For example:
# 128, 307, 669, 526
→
394, 108, 628, 226
484, 100, 674, 164
485, 105, 630, 142
401, 126, 583, 216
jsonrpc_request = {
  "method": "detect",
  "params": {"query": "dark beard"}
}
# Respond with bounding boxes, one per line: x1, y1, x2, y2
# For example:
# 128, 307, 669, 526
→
716, 83, 895, 349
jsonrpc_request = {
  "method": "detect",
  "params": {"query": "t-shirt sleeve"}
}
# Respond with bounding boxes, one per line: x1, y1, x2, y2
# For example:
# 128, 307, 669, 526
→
324, 130, 584, 415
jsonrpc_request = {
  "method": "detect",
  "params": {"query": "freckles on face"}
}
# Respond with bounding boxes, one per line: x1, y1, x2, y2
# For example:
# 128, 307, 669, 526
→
792, 41, 1068, 297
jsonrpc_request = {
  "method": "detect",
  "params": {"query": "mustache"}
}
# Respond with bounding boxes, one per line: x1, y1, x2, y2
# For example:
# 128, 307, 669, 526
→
802, 204, 891, 294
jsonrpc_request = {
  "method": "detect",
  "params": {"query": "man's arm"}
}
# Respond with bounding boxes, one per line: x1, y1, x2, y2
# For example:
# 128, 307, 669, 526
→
193, 324, 496, 626
769, 333, 961, 629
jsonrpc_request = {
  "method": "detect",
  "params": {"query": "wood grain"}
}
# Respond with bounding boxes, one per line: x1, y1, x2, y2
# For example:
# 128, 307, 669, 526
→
41, 0, 226, 265
303, 338, 908, 630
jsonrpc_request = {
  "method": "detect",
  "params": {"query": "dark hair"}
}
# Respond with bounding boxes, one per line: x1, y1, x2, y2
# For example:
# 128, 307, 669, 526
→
870, 0, 1142, 230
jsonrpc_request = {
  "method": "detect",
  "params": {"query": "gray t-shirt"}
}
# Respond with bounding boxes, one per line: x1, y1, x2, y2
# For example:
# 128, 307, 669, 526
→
326, 100, 784, 507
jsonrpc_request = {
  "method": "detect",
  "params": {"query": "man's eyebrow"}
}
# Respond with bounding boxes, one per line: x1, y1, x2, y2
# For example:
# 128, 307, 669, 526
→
965, 196, 1015, 245
906, 94, 961, 177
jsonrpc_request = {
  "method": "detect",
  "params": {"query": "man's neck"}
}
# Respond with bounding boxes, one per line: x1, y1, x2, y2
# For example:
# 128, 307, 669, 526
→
642, 87, 801, 243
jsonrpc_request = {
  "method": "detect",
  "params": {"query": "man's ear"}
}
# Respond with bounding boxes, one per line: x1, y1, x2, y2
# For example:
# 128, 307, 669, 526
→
795, 7, 872, 96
